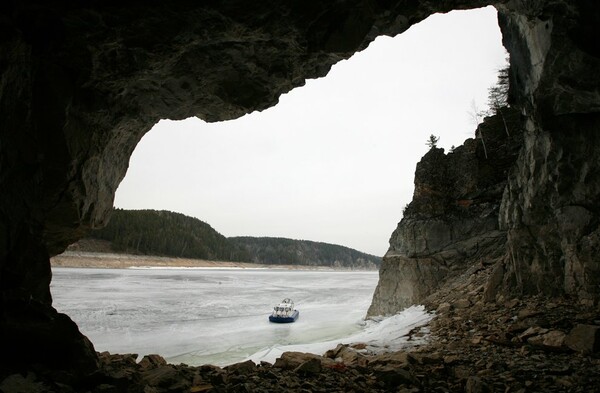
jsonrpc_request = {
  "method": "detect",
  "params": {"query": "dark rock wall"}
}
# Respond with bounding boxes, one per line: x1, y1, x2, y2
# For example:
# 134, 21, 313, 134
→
495, 1, 600, 305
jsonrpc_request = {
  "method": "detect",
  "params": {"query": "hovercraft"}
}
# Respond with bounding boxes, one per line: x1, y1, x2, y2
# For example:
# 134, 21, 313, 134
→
269, 298, 299, 323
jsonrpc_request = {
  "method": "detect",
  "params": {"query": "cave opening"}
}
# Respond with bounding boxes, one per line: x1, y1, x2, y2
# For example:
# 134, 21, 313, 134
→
50, 6, 508, 367
3, 0, 600, 388
112, 6, 507, 257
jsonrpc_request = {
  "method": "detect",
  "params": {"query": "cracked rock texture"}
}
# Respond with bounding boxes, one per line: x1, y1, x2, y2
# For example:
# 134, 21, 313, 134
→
497, 2, 600, 305
1, 0, 600, 382
369, 0, 600, 316
368, 108, 523, 316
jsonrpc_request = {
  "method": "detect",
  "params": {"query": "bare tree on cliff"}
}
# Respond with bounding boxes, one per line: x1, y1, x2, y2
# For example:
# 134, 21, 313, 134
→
467, 60, 510, 159
468, 100, 488, 159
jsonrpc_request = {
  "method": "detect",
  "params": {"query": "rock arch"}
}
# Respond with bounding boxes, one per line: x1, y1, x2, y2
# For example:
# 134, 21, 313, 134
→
1, 0, 599, 374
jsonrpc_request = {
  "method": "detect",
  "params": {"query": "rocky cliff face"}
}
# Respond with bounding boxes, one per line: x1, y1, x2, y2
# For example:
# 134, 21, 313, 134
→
495, 2, 600, 305
368, 109, 523, 316
369, 0, 600, 316
0, 0, 599, 379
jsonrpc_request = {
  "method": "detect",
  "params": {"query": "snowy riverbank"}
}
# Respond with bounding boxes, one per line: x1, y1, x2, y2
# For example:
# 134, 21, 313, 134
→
247, 305, 433, 365
51, 251, 373, 271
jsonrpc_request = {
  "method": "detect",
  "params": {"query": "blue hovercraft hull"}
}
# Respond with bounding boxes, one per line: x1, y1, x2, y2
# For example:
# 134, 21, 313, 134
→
269, 310, 299, 323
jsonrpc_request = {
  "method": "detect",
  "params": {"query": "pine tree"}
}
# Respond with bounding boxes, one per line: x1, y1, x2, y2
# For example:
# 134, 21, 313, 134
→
487, 62, 510, 136
426, 134, 439, 149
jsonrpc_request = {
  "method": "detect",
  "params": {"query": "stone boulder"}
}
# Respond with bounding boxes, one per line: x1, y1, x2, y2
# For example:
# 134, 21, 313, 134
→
273, 352, 334, 370
225, 360, 257, 375
526, 330, 566, 349
138, 354, 168, 370
294, 358, 322, 375
565, 324, 600, 354
324, 344, 369, 368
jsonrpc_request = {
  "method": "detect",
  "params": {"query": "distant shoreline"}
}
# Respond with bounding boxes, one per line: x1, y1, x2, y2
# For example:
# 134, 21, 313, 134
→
51, 251, 377, 271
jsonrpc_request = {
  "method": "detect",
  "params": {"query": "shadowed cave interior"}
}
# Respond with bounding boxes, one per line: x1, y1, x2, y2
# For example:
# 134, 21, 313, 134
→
0, 0, 599, 389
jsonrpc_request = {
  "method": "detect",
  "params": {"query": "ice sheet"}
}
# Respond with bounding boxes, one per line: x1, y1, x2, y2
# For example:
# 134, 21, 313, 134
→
247, 305, 433, 364
51, 267, 386, 366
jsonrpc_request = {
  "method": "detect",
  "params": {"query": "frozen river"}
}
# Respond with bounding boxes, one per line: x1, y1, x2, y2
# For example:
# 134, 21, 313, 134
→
51, 267, 432, 366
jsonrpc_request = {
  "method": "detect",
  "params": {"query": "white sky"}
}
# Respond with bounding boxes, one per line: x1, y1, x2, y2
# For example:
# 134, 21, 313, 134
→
114, 6, 507, 257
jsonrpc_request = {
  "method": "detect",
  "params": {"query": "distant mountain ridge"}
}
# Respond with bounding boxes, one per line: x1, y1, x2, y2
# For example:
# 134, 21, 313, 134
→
229, 236, 381, 269
75, 209, 381, 269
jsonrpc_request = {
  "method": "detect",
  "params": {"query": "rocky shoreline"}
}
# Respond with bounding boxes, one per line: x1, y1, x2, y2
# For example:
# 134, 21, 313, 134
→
3, 262, 599, 392
50, 251, 360, 271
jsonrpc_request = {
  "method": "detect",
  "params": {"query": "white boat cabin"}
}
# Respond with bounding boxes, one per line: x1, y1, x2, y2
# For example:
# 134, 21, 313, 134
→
272, 298, 295, 317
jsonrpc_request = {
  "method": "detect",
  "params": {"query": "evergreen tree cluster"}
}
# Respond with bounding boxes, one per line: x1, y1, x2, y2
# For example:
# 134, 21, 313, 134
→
229, 236, 381, 269
84, 209, 381, 269
90, 209, 250, 261
487, 64, 509, 115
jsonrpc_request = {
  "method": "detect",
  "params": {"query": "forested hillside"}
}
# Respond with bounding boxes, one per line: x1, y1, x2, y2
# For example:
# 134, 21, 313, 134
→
79, 209, 381, 268
229, 237, 381, 269
87, 209, 250, 261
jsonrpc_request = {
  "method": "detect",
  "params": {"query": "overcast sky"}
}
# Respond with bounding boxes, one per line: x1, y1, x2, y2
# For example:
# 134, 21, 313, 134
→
114, 6, 507, 257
